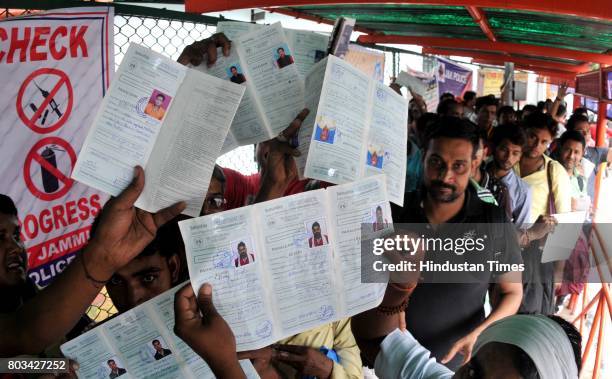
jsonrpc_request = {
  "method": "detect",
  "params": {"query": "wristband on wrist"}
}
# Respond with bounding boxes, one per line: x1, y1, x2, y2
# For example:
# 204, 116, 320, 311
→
80, 252, 109, 288
376, 298, 409, 315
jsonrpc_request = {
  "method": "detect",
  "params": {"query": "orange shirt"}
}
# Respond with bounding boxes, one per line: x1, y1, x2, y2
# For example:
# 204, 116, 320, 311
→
144, 103, 165, 120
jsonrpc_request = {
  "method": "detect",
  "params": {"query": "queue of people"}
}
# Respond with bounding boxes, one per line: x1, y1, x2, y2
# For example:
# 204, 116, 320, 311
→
2, 32, 604, 378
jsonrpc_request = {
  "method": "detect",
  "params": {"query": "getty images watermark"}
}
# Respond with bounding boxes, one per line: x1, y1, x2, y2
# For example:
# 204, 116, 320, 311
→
360, 222, 611, 284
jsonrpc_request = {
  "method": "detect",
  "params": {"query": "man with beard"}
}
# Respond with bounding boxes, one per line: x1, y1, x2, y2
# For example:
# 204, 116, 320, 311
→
308, 221, 329, 248
485, 124, 532, 228
475, 95, 497, 138
234, 241, 255, 267
391, 117, 523, 370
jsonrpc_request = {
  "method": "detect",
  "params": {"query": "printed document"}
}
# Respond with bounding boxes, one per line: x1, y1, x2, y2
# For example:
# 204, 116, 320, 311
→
179, 176, 390, 351
296, 55, 408, 205
197, 23, 310, 153
61, 284, 259, 379
72, 43, 245, 217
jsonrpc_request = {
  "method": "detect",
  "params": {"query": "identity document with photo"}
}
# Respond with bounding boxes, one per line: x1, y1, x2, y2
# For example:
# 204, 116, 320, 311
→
296, 55, 408, 206
199, 22, 324, 153
179, 175, 390, 351
72, 43, 245, 216
61, 284, 260, 379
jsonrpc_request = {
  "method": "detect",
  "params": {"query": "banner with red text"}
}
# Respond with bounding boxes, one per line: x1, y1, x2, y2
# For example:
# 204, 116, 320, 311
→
0, 7, 113, 286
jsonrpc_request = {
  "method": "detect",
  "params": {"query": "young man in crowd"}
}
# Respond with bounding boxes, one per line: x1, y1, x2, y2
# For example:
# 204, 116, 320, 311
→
515, 112, 570, 314
485, 124, 532, 228
462, 90, 477, 123
392, 117, 523, 370
0, 167, 185, 356
475, 95, 498, 138
436, 99, 463, 118
497, 105, 516, 126
565, 114, 612, 168
556, 131, 591, 209
0, 194, 36, 315
98, 219, 185, 314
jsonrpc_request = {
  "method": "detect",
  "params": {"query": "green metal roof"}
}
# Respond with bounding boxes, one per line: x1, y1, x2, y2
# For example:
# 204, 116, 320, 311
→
283, 4, 612, 54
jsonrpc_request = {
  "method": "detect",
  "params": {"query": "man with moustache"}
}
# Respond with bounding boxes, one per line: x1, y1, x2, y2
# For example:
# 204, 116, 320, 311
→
391, 117, 523, 370
308, 221, 329, 248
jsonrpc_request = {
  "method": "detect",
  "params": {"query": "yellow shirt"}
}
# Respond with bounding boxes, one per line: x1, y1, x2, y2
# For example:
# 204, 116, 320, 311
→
144, 103, 165, 120
513, 155, 571, 223
276, 318, 362, 378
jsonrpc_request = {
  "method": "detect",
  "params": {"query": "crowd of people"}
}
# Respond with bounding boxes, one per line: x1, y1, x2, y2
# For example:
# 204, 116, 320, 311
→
2, 32, 607, 378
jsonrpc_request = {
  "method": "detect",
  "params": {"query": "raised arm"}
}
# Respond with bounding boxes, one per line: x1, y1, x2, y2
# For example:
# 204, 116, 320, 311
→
0, 167, 185, 356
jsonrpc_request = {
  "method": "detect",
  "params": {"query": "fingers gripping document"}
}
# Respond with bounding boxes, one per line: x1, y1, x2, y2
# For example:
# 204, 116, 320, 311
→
71, 43, 245, 217
179, 175, 390, 351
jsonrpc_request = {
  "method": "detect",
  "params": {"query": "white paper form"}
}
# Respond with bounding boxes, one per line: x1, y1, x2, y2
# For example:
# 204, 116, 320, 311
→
72, 44, 184, 197
362, 81, 408, 200
216, 21, 329, 79
235, 23, 305, 140
541, 211, 587, 263
300, 56, 408, 205
73, 43, 245, 217
180, 206, 277, 351
326, 177, 390, 315
254, 188, 337, 337
179, 176, 389, 351
61, 285, 260, 379
198, 47, 267, 154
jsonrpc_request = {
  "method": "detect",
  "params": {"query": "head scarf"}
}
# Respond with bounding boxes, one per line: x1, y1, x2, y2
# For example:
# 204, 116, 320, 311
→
472, 314, 578, 379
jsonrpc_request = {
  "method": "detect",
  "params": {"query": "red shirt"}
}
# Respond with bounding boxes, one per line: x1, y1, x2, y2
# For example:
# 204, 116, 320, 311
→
222, 168, 331, 210
235, 254, 255, 267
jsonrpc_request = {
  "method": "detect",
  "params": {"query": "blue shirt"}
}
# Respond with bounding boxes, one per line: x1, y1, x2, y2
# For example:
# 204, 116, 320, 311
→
499, 169, 532, 229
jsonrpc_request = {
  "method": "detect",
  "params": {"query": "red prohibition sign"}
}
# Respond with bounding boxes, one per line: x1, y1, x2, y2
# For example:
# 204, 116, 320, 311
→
16, 68, 74, 134
23, 137, 77, 201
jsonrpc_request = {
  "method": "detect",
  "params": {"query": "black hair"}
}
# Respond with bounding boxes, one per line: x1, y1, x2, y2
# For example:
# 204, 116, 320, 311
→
559, 130, 586, 150
212, 164, 226, 186
536, 101, 546, 112
491, 123, 527, 148
107, 359, 115, 365
277, 47, 285, 53
424, 116, 479, 157
237, 241, 246, 249
376, 205, 382, 212
439, 92, 454, 102
566, 114, 589, 132
573, 107, 589, 117
463, 91, 476, 103
311, 221, 321, 229
522, 104, 537, 114
523, 112, 558, 138
155, 93, 165, 100
0, 194, 17, 216
230, 66, 237, 71
152, 339, 160, 345
475, 95, 497, 113
497, 105, 516, 119
436, 98, 460, 116
547, 315, 582, 372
